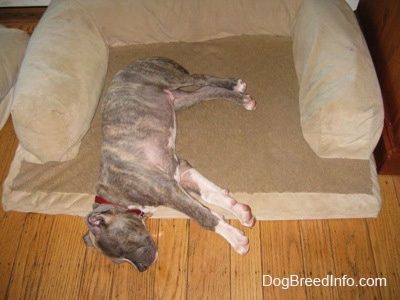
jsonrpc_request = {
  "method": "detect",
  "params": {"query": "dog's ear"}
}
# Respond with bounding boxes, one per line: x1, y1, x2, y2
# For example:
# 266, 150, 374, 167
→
86, 213, 107, 235
83, 232, 95, 248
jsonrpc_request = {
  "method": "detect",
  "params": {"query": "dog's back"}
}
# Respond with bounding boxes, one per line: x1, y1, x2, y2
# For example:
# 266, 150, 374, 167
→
97, 58, 186, 202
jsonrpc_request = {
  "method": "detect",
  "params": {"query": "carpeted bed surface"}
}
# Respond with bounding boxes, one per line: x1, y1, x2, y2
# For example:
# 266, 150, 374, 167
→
5, 35, 378, 219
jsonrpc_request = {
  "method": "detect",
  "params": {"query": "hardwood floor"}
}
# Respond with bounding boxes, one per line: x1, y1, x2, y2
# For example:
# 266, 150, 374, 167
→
0, 7, 46, 35
1, 117, 399, 299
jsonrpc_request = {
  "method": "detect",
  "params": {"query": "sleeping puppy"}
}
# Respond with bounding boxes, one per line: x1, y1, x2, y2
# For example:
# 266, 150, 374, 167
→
83, 57, 256, 272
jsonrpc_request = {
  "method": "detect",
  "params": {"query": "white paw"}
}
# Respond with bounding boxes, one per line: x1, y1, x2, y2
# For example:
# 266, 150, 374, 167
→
232, 229, 250, 255
243, 95, 257, 110
233, 203, 256, 228
214, 215, 250, 255
234, 79, 247, 92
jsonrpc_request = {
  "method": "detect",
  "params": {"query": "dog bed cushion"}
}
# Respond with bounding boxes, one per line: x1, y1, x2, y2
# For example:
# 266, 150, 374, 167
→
2, 0, 384, 219
3, 36, 381, 219
0, 25, 29, 131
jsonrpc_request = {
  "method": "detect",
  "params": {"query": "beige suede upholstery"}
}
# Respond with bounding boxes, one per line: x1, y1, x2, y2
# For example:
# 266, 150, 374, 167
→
11, 0, 109, 162
11, 0, 383, 163
293, 0, 383, 158
0, 25, 29, 131
79, 0, 301, 45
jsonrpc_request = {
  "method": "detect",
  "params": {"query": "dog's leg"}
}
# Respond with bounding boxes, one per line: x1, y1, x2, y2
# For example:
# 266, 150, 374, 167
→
189, 74, 248, 92
163, 70, 248, 91
167, 181, 250, 255
178, 160, 256, 228
147, 57, 248, 92
170, 86, 256, 111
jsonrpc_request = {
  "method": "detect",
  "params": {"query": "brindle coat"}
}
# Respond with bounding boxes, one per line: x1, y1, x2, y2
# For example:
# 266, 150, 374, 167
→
84, 57, 256, 272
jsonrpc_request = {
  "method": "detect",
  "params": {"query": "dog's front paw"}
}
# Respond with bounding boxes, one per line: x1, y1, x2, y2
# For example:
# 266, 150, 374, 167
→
234, 79, 247, 92
231, 228, 250, 255
214, 215, 250, 255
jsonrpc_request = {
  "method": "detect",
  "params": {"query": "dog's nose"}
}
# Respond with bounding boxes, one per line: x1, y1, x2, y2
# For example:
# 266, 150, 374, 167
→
135, 250, 158, 272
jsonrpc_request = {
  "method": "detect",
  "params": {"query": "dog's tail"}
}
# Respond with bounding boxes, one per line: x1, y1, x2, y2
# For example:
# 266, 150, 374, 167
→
148, 56, 190, 74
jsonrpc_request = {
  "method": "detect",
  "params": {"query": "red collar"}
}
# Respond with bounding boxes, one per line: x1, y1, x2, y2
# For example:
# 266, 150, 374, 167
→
95, 195, 146, 218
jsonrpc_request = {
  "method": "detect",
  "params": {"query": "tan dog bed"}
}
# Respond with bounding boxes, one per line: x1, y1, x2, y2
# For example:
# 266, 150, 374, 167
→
2, 0, 383, 219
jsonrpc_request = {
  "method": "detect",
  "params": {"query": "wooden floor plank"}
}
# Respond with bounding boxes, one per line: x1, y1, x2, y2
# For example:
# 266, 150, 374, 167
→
230, 220, 263, 300
35, 215, 87, 299
0, 6, 45, 34
0, 135, 18, 183
154, 219, 188, 300
0, 118, 21, 298
110, 263, 156, 300
0, 119, 16, 173
0, 211, 27, 299
0, 119, 21, 298
328, 218, 381, 299
79, 240, 115, 299
187, 220, 231, 300
367, 176, 400, 299
390, 174, 400, 206
109, 218, 159, 300
300, 220, 338, 299
261, 221, 306, 300
0, 118, 16, 159
0, 118, 18, 219
6, 214, 54, 300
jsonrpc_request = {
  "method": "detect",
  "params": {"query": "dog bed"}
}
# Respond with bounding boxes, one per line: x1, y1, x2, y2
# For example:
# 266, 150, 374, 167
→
0, 25, 29, 131
2, 0, 383, 219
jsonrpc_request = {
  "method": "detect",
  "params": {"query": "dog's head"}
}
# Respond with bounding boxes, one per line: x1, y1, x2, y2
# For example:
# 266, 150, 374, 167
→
83, 205, 157, 272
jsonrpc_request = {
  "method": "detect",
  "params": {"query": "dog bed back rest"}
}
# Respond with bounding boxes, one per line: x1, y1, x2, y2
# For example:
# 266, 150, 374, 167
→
77, 0, 302, 46
11, 0, 302, 163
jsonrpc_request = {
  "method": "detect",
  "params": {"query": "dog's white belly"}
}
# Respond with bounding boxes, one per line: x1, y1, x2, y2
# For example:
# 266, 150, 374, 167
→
143, 116, 178, 178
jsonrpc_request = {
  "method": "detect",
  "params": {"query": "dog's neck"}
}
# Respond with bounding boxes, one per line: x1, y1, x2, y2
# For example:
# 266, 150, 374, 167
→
95, 195, 147, 218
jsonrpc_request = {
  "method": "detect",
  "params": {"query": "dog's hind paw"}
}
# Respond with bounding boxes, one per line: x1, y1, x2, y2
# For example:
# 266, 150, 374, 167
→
234, 79, 247, 92
243, 95, 257, 110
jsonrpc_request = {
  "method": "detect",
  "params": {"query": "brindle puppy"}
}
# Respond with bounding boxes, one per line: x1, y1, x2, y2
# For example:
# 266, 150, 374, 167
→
83, 57, 256, 272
